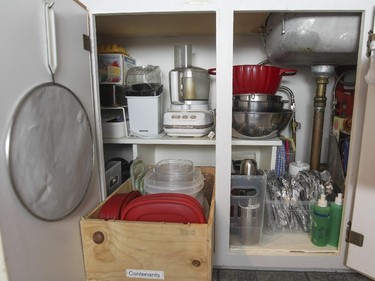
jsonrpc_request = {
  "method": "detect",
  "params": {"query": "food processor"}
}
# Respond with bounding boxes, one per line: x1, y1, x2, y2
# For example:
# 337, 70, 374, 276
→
163, 44, 215, 137
125, 65, 164, 137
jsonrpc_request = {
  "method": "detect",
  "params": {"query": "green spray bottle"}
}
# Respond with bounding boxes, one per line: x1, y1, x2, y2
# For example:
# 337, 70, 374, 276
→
311, 194, 331, 246
328, 193, 343, 247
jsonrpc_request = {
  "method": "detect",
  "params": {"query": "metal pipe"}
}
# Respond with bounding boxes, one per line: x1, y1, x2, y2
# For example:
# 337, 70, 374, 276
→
279, 85, 297, 147
310, 65, 335, 170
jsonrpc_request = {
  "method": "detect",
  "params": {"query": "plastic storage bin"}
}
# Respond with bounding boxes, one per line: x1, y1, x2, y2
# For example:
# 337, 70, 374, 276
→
230, 174, 266, 246
263, 200, 314, 234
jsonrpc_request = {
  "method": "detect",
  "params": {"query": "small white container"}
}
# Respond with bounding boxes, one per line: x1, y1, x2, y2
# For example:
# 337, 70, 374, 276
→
101, 107, 128, 138
102, 121, 127, 138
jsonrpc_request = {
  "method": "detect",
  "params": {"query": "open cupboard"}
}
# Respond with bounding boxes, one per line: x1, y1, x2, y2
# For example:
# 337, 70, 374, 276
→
1, 1, 375, 281
82, 0, 375, 277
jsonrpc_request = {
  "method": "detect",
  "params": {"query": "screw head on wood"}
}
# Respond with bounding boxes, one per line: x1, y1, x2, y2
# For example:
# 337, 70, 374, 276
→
192, 259, 201, 267
93, 231, 105, 244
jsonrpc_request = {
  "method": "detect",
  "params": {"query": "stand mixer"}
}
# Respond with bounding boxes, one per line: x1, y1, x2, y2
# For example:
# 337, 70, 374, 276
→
163, 44, 215, 137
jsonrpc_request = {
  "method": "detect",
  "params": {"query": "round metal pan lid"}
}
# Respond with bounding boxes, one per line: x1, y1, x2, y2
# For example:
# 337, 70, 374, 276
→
6, 83, 94, 221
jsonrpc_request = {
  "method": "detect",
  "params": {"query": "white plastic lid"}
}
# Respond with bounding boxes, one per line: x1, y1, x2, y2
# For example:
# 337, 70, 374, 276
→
318, 194, 328, 207
335, 193, 343, 205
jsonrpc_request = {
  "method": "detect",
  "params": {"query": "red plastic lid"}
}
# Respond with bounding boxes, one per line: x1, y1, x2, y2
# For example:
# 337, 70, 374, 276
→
122, 193, 206, 224
99, 191, 142, 220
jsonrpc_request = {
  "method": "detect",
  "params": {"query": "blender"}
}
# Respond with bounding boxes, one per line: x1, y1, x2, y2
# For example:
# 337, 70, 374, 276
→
163, 44, 215, 137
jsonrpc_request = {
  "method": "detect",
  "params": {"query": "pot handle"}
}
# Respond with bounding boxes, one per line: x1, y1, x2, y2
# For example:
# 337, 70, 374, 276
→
279, 68, 297, 76
208, 68, 217, 75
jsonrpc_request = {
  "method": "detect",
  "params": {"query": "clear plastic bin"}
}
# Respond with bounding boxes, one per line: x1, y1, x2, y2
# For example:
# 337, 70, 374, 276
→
264, 200, 314, 234
230, 174, 266, 246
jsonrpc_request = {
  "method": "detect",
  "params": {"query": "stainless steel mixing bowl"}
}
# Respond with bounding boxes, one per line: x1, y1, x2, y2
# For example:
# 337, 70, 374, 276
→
232, 94, 287, 112
233, 100, 286, 112
232, 110, 293, 139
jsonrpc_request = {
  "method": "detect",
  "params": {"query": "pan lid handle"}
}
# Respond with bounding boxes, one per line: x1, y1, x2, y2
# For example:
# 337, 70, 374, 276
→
44, 1, 58, 83
208, 68, 217, 75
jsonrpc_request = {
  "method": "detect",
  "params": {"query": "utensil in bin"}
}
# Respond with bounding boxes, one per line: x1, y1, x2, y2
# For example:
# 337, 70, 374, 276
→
240, 159, 258, 175
239, 189, 261, 245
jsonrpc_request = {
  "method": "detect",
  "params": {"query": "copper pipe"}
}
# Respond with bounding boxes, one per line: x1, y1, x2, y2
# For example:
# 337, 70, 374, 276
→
291, 115, 298, 147
310, 77, 328, 170
310, 65, 335, 171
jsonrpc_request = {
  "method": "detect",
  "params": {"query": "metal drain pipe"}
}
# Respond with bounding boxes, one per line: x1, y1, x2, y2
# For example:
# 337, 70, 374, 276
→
310, 65, 335, 170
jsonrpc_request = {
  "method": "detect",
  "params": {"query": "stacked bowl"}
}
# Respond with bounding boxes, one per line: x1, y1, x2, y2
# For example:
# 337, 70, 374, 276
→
143, 159, 206, 206
230, 65, 296, 139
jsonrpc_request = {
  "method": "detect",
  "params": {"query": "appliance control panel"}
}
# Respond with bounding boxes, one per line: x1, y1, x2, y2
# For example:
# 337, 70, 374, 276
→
163, 111, 215, 137
163, 111, 213, 126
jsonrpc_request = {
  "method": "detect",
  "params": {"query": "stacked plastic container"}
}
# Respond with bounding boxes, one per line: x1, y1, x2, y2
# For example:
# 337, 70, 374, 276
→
143, 159, 206, 206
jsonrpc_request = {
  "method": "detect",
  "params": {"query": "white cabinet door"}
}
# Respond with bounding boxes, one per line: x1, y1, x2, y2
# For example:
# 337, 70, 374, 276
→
346, 42, 375, 280
0, 0, 101, 280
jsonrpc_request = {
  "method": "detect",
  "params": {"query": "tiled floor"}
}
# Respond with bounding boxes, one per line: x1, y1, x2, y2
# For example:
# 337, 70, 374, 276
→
212, 269, 373, 281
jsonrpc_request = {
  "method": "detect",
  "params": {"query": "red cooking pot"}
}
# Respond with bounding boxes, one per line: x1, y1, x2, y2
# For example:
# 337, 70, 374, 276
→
208, 65, 297, 95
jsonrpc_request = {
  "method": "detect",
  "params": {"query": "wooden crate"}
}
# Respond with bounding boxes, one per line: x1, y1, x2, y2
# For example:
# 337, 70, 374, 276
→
80, 167, 215, 281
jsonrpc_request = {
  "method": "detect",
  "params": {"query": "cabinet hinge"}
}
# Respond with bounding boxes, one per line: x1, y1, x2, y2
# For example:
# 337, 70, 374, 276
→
345, 221, 364, 247
83, 34, 91, 53
366, 29, 374, 57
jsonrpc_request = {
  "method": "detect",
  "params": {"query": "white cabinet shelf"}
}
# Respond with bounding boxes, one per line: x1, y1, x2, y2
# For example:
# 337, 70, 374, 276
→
103, 136, 281, 146
103, 135, 216, 145
230, 232, 338, 255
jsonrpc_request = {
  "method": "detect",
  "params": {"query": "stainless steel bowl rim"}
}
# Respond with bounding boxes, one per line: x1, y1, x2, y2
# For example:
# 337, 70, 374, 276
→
232, 109, 293, 115
233, 94, 284, 102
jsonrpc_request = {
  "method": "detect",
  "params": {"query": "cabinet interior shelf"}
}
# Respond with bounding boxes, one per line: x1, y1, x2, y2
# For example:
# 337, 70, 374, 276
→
230, 232, 339, 256
103, 136, 283, 146
103, 135, 216, 145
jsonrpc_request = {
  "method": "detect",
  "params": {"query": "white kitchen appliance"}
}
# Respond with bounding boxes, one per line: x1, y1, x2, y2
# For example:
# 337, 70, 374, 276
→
163, 44, 215, 137
126, 65, 164, 137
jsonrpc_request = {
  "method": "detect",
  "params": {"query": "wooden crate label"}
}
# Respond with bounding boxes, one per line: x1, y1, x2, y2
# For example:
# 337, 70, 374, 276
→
126, 269, 165, 279
180, 229, 196, 236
